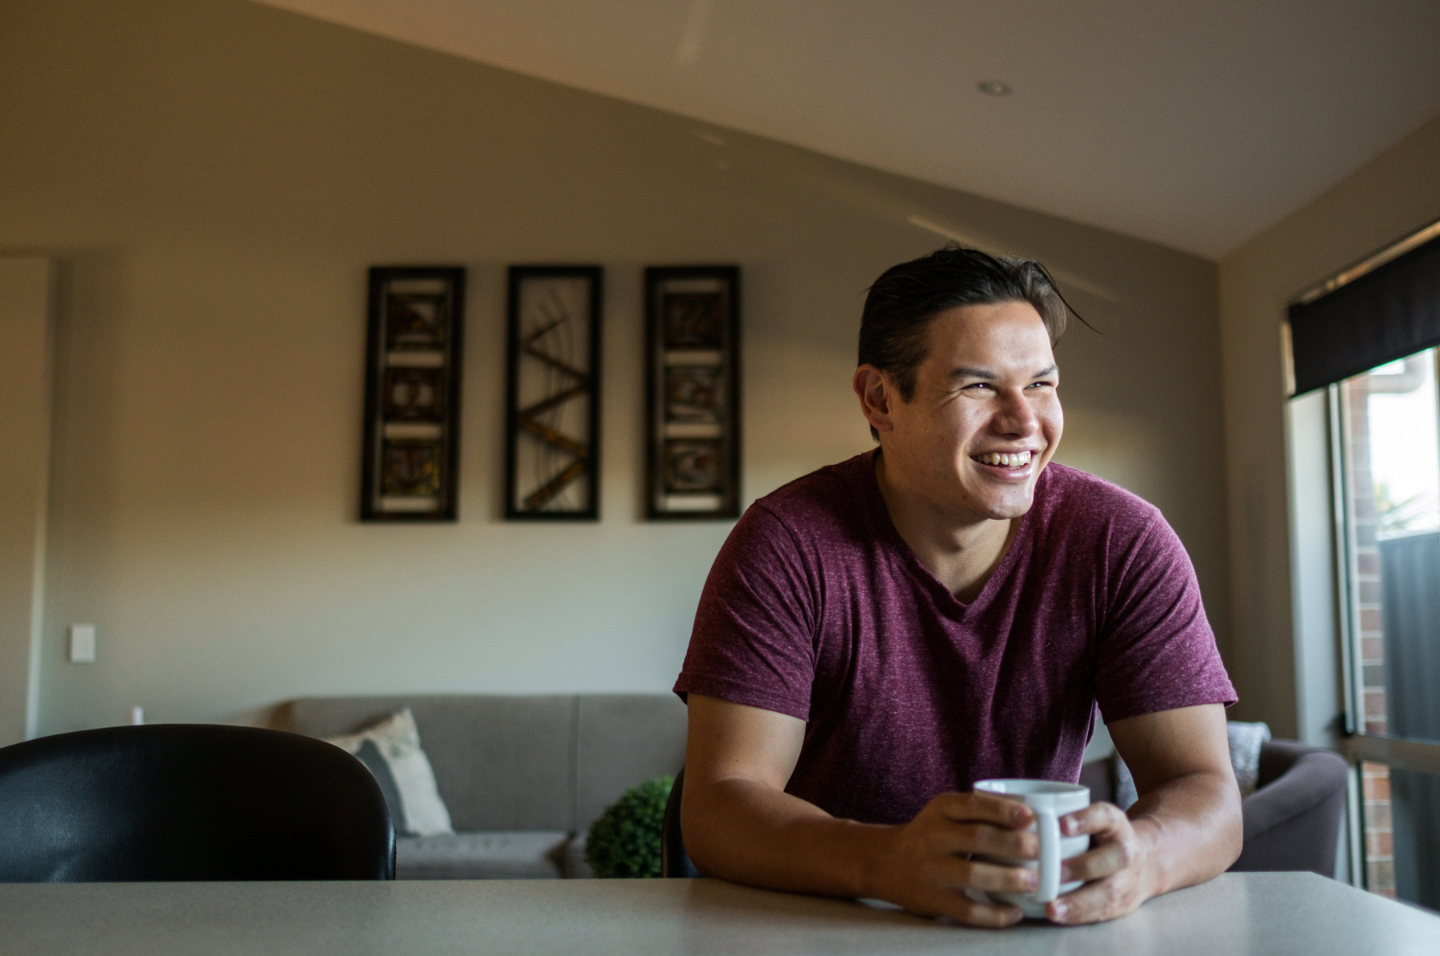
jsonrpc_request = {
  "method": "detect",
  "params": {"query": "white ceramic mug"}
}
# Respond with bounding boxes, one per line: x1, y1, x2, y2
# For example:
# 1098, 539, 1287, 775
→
972, 779, 1090, 918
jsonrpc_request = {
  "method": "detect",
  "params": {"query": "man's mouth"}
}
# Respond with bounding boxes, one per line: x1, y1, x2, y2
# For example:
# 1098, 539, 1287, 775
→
971, 450, 1033, 468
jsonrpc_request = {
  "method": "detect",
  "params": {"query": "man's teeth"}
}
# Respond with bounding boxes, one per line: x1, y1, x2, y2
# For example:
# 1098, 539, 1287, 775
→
975, 451, 1032, 467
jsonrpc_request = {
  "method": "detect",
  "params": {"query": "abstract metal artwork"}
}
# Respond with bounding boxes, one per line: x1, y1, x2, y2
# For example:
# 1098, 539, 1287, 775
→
505, 266, 603, 520
361, 266, 465, 521
645, 266, 740, 519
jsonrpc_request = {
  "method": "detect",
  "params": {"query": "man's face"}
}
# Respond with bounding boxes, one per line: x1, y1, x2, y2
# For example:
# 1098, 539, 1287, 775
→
881, 300, 1063, 523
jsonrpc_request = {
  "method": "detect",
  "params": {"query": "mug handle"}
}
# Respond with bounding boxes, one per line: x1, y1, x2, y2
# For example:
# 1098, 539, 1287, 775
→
1034, 807, 1061, 903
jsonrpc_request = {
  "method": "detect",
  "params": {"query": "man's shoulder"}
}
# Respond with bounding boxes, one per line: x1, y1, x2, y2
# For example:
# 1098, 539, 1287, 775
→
1035, 462, 1165, 537
747, 451, 877, 538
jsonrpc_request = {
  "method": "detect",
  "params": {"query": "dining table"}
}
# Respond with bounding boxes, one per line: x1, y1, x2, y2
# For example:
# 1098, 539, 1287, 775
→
4, 871, 1438, 955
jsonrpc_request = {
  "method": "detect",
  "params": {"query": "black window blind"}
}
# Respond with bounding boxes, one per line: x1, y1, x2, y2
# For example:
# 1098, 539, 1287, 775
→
1289, 230, 1440, 396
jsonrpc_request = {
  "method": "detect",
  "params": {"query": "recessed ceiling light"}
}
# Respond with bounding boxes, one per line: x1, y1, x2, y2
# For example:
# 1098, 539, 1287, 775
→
977, 80, 1012, 96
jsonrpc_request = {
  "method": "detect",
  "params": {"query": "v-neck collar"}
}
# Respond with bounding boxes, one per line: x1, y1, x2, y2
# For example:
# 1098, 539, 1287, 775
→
856, 449, 1036, 614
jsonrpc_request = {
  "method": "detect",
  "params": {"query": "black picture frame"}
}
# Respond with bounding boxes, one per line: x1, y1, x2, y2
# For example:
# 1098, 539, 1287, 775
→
645, 265, 741, 520
361, 266, 465, 522
504, 265, 603, 520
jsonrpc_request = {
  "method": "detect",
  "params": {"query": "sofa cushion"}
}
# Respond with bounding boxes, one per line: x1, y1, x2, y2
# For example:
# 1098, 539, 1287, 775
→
323, 708, 453, 837
576, 695, 688, 832
283, 695, 577, 832
396, 831, 569, 880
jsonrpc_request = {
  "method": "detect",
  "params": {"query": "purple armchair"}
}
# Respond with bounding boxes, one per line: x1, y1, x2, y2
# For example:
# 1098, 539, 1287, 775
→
1080, 739, 1348, 877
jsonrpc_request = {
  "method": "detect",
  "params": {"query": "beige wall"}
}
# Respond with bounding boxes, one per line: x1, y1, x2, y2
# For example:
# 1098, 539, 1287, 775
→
1218, 116, 1440, 737
0, 260, 54, 746
0, 0, 1227, 734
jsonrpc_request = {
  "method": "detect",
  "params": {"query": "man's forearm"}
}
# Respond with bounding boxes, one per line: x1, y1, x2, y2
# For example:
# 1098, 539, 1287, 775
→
683, 773, 890, 898
681, 694, 1043, 927
1124, 769, 1243, 898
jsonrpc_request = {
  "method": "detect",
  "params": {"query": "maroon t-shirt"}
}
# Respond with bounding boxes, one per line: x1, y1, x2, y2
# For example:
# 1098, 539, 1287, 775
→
674, 450, 1235, 826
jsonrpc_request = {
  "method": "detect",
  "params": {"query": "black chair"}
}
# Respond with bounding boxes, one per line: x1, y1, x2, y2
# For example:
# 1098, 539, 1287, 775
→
0, 724, 395, 882
662, 766, 700, 877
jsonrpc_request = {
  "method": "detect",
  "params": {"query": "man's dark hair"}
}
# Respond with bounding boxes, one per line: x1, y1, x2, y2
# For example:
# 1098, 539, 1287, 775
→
858, 247, 1070, 439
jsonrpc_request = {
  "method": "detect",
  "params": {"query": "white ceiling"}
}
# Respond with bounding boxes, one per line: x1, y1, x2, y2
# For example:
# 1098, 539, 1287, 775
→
255, 0, 1440, 259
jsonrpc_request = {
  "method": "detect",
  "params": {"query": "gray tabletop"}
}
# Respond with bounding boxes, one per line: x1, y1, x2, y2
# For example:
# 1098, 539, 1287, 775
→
3, 872, 1437, 955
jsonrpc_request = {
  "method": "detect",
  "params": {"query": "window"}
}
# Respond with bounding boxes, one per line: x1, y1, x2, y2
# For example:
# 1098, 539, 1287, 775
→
1288, 218, 1440, 910
1333, 352, 1440, 905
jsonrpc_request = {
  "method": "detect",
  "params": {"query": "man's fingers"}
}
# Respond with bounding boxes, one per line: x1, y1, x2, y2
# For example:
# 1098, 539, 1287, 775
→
906, 890, 1024, 928
967, 824, 1039, 861
1057, 802, 1138, 883
955, 859, 1038, 894
1048, 873, 1135, 925
947, 896, 1026, 929
908, 850, 1038, 895
1060, 801, 1127, 837
921, 822, 1039, 861
931, 791, 1033, 828
1059, 840, 1132, 883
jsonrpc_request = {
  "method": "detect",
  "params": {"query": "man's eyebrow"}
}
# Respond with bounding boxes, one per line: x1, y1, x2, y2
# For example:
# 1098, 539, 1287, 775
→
949, 364, 1059, 380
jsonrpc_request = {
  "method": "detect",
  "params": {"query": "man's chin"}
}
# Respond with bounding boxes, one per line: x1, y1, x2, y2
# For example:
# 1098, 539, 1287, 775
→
976, 493, 1035, 521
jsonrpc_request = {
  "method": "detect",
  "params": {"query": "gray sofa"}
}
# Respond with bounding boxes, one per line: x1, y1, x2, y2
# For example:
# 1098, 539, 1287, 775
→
277, 694, 688, 879
283, 695, 1346, 882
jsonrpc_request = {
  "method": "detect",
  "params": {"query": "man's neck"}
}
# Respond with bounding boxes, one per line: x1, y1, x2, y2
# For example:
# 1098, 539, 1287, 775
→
873, 451, 1016, 603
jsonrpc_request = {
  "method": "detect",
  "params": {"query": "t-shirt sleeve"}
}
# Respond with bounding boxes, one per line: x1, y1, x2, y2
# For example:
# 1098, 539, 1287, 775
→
672, 504, 819, 721
1093, 511, 1237, 724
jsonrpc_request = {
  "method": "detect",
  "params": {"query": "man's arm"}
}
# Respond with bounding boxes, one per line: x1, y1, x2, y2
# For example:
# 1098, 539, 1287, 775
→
682, 693, 1044, 927
1048, 703, 1243, 924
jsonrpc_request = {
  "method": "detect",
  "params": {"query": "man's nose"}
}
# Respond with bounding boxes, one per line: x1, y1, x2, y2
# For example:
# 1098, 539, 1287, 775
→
992, 391, 1039, 435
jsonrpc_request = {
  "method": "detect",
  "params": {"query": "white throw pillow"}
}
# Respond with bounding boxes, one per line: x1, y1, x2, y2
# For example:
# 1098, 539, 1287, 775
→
324, 707, 454, 837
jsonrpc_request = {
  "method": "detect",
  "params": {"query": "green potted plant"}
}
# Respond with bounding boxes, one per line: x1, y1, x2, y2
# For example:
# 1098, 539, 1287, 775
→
584, 775, 674, 878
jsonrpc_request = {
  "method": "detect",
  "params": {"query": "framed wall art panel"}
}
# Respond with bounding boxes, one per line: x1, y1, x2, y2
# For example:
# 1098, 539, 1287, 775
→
361, 266, 465, 522
505, 266, 603, 520
645, 266, 741, 520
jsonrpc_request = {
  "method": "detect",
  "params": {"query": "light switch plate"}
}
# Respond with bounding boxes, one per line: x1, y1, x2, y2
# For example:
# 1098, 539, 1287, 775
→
68, 624, 96, 663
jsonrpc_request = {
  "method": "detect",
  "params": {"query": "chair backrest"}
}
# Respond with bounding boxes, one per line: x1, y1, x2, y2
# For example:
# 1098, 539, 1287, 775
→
0, 724, 395, 882
661, 766, 700, 878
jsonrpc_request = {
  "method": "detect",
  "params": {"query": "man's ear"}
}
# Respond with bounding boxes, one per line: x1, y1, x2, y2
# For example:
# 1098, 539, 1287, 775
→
853, 365, 896, 434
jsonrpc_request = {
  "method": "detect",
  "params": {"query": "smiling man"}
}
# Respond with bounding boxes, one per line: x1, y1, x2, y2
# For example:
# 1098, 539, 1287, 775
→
673, 247, 1242, 926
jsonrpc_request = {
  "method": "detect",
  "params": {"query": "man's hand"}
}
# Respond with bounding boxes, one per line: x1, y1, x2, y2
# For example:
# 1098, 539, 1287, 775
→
1045, 801, 1148, 923
1044, 703, 1243, 925
865, 791, 1040, 927
684, 695, 1054, 927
